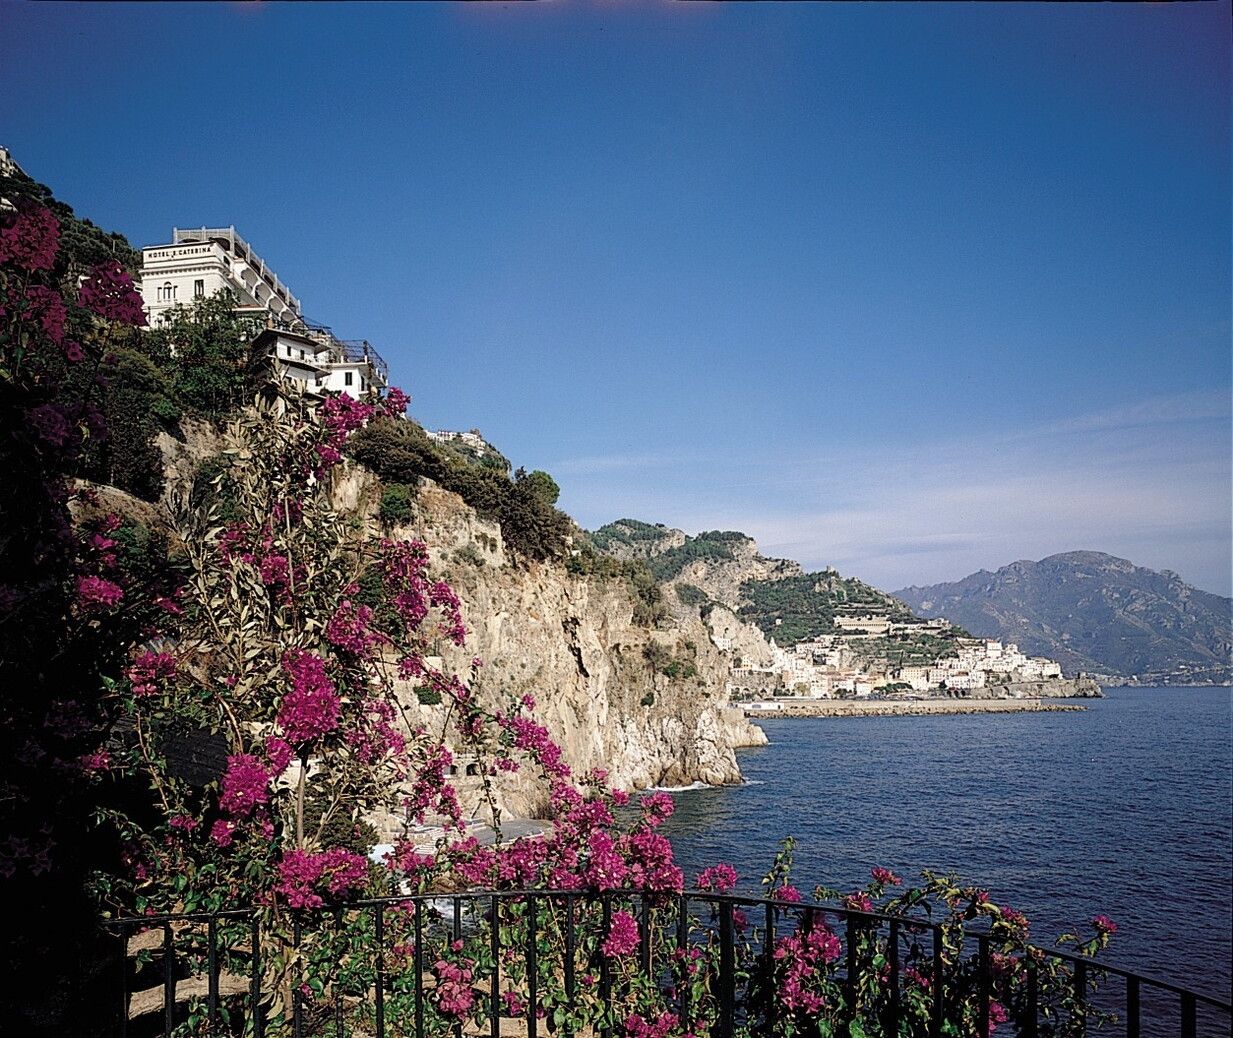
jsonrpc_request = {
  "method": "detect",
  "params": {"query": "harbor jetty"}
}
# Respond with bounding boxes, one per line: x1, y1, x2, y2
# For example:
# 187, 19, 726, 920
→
743, 697, 1087, 718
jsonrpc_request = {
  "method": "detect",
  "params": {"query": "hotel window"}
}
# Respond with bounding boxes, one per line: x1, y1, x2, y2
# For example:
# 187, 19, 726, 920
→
345, 372, 353, 387
193, 279, 205, 299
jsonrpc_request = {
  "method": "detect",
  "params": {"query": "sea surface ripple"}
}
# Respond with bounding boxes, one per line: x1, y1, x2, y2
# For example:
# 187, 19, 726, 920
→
661, 687, 1232, 1004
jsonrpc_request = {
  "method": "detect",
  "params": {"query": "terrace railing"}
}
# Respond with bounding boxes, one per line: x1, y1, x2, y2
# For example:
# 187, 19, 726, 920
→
104, 890, 1231, 1038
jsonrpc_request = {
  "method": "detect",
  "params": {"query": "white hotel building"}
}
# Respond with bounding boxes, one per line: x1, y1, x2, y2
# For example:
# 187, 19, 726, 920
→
139, 226, 387, 398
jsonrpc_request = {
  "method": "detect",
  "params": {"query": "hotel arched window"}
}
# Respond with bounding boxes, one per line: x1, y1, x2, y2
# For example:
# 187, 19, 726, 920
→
193, 279, 205, 299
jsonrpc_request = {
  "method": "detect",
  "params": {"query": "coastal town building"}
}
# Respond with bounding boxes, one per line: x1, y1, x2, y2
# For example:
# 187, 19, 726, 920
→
140, 227, 305, 329
726, 612, 1066, 702
427, 430, 488, 450
1, 146, 27, 213
139, 226, 388, 399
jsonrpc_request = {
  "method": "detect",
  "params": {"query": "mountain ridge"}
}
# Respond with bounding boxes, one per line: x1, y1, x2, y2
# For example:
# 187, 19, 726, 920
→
893, 551, 1231, 686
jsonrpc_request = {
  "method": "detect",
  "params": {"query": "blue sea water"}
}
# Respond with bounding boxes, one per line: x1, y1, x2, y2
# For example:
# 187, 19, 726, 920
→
660, 687, 1233, 1006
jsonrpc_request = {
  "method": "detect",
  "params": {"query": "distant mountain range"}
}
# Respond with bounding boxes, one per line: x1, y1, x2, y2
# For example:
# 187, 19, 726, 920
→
894, 552, 1232, 686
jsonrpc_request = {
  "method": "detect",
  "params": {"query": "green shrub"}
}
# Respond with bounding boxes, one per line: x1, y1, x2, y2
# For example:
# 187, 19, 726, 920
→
676, 583, 707, 607
642, 643, 672, 671
379, 483, 414, 526
143, 293, 264, 419
349, 419, 571, 562
191, 454, 239, 521
414, 686, 442, 706
640, 692, 655, 707
454, 544, 485, 567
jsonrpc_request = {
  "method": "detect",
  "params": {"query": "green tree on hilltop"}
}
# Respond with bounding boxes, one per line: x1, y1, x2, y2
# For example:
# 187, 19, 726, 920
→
144, 293, 264, 418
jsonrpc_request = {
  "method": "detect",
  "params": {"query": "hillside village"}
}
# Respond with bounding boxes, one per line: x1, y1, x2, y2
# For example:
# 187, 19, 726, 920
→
726, 621, 1063, 700
589, 520, 1075, 706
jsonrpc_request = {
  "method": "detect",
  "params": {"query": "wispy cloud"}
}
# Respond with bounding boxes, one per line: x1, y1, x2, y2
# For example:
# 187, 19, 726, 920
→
560, 389, 1232, 596
1022, 389, 1231, 439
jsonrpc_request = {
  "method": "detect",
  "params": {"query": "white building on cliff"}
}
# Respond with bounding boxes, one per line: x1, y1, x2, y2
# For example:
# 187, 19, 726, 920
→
139, 226, 387, 399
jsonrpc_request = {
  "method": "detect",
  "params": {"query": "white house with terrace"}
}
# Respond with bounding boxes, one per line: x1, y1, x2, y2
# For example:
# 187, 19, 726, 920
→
139, 226, 387, 399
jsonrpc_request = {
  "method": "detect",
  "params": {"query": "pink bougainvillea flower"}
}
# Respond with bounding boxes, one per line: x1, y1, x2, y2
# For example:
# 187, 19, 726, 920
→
24, 285, 68, 344
601, 909, 640, 957
278, 649, 341, 745
27, 403, 71, 447
696, 862, 739, 893
219, 754, 271, 817
76, 575, 124, 610
78, 260, 146, 326
0, 206, 60, 271
126, 651, 177, 698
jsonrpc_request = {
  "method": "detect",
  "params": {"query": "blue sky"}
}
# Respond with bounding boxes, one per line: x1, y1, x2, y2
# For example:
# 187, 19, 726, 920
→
3, 1, 1229, 594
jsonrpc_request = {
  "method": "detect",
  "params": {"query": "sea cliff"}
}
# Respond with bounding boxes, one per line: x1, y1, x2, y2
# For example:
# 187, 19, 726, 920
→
337, 470, 767, 818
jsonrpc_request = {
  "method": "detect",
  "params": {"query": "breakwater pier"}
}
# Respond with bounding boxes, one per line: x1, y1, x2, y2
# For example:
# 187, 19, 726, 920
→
742, 697, 1087, 718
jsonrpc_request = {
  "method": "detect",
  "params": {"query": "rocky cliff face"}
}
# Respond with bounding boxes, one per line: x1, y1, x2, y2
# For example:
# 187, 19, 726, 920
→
673, 535, 802, 608
895, 552, 1232, 685
334, 473, 766, 820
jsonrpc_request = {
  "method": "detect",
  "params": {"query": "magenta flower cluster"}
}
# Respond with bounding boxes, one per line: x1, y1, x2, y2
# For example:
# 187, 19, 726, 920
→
126, 651, 177, 698
219, 754, 272, 817
773, 922, 843, 1012
77, 260, 146, 326
76, 574, 124, 610
625, 1011, 679, 1038
275, 847, 370, 908
696, 863, 739, 894
432, 954, 477, 1018
0, 207, 60, 271
278, 649, 341, 745
871, 866, 902, 886
601, 909, 640, 957
325, 600, 384, 657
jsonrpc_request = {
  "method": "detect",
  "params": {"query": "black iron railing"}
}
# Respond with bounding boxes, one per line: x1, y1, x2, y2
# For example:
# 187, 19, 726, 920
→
104, 890, 1231, 1038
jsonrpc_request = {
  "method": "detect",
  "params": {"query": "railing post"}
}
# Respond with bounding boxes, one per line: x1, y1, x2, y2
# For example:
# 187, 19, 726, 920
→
601, 896, 612, 1038
846, 913, 858, 1018
292, 913, 303, 1038
491, 895, 501, 1038
1074, 960, 1087, 1036
719, 900, 736, 1038
527, 894, 538, 1038
163, 921, 175, 1036
640, 894, 652, 978
978, 934, 991, 1038
1024, 955, 1038, 1038
374, 904, 385, 1038
1125, 974, 1139, 1038
333, 909, 345, 1038
414, 900, 424, 1038
888, 919, 900, 1037
564, 895, 576, 1036
117, 924, 128, 1038
1180, 992, 1196, 1038
931, 926, 944, 1038
453, 898, 463, 1038
207, 915, 219, 1028
251, 915, 263, 1038
678, 895, 690, 1024
764, 901, 776, 1024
